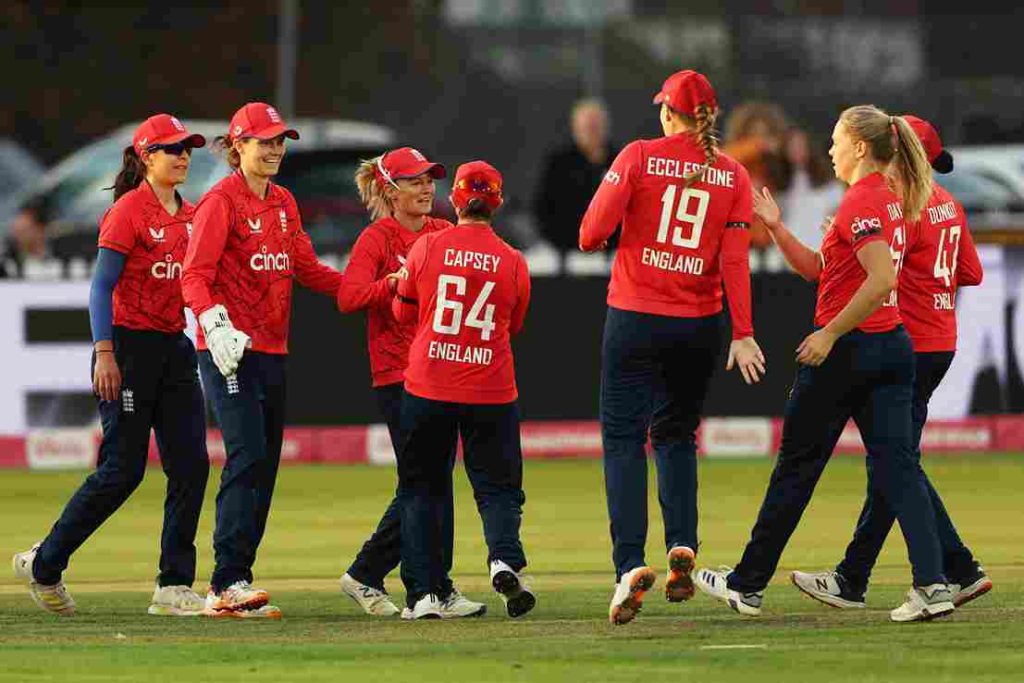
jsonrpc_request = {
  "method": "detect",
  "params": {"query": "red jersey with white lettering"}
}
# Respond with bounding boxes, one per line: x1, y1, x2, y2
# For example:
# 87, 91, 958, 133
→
98, 181, 193, 334
578, 134, 754, 338
394, 223, 530, 404
338, 216, 453, 386
897, 183, 983, 352
815, 172, 907, 333
182, 170, 343, 354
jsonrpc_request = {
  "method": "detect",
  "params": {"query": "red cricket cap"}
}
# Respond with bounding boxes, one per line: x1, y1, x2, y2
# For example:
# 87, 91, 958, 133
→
902, 114, 953, 174
451, 160, 503, 211
377, 147, 446, 187
229, 102, 299, 141
652, 69, 717, 113
132, 114, 206, 153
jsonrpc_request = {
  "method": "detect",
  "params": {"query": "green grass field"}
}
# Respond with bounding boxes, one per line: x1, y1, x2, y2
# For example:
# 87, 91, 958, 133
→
1, 455, 1022, 682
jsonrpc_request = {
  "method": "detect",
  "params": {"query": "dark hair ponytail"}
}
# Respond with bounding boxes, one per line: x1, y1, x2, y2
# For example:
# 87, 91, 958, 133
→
110, 145, 146, 201
460, 197, 496, 222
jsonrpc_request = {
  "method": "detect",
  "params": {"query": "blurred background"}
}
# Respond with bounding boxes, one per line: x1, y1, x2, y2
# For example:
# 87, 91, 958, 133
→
2, 1, 1023, 464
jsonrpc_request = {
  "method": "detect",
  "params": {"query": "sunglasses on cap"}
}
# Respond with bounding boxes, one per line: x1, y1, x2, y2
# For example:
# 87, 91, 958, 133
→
146, 142, 193, 156
455, 177, 500, 193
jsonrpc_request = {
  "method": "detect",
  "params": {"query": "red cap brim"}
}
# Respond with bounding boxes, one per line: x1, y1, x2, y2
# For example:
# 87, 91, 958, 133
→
164, 132, 207, 148
392, 162, 447, 180
250, 123, 300, 141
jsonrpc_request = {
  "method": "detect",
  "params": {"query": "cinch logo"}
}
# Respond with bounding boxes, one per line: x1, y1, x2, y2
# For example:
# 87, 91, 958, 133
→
851, 216, 882, 235
279, 209, 287, 232
247, 217, 262, 233
250, 245, 290, 272
604, 170, 621, 185
148, 227, 165, 242
151, 254, 182, 280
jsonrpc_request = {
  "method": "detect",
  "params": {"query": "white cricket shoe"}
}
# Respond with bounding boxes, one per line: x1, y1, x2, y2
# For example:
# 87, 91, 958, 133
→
148, 585, 206, 616
490, 559, 536, 618
694, 566, 762, 616
13, 543, 75, 616
609, 565, 656, 625
439, 588, 487, 618
202, 581, 270, 615
791, 570, 866, 609
665, 546, 696, 602
890, 584, 955, 622
401, 594, 443, 620
339, 573, 400, 616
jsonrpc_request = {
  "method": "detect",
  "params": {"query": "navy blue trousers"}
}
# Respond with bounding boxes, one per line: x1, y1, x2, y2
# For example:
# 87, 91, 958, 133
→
34, 327, 209, 587
397, 392, 526, 607
836, 351, 977, 591
199, 351, 286, 593
346, 383, 456, 595
600, 306, 722, 580
729, 327, 947, 593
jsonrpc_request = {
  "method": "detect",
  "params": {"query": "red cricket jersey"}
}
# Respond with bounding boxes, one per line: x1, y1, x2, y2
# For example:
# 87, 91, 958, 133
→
182, 170, 342, 354
578, 134, 754, 339
394, 223, 530, 404
98, 181, 193, 334
815, 172, 906, 333
897, 183, 983, 352
338, 215, 453, 387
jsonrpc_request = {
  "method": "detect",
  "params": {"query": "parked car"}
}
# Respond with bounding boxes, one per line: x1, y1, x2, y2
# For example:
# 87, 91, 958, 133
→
945, 145, 1024, 227
0, 138, 45, 223
7, 118, 456, 263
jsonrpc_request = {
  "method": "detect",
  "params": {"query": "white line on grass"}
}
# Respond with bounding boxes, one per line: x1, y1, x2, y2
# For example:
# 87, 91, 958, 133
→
699, 644, 768, 650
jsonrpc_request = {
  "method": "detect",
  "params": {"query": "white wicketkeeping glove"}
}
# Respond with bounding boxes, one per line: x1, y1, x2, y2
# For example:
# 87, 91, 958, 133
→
199, 304, 251, 378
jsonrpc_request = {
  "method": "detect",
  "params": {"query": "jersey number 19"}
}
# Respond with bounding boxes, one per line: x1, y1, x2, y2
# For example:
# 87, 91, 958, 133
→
656, 185, 709, 249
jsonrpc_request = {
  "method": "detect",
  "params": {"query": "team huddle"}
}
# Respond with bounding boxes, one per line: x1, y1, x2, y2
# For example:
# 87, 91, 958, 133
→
11, 68, 989, 625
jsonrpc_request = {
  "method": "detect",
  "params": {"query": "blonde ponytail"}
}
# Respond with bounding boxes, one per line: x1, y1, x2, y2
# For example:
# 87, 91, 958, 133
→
355, 157, 392, 221
839, 105, 934, 222
682, 103, 720, 188
890, 116, 933, 222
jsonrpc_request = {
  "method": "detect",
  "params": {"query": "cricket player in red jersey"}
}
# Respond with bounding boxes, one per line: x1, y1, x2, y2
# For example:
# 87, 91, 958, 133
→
392, 161, 535, 620
578, 69, 764, 625
14, 115, 209, 616
182, 102, 343, 619
697, 105, 955, 623
791, 114, 991, 610
338, 148, 484, 618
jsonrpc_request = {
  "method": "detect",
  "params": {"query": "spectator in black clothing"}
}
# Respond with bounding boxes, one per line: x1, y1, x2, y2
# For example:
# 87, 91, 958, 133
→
534, 99, 618, 253
0, 197, 58, 279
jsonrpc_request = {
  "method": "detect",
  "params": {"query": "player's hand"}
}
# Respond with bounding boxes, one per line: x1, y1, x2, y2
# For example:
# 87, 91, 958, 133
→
726, 336, 766, 385
92, 351, 122, 402
199, 304, 251, 378
752, 186, 781, 231
385, 270, 403, 293
796, 329, 837, 366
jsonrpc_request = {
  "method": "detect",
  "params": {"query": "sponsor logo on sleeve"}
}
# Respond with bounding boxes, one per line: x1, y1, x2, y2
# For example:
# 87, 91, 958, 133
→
850, 215, 883, 242
604, 169, 621, 185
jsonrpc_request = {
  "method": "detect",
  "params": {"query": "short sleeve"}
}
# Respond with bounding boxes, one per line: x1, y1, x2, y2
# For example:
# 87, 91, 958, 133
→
833, 196, 885, 252
97, 201, 136, 254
